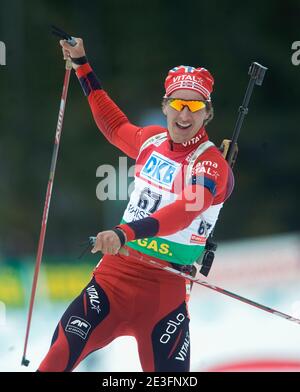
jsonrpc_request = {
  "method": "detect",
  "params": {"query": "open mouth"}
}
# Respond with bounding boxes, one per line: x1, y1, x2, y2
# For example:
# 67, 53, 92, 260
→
175, 122, 192, 130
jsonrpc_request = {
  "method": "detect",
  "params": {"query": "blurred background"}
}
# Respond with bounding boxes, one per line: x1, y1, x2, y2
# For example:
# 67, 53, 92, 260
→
0, 0, 299, 372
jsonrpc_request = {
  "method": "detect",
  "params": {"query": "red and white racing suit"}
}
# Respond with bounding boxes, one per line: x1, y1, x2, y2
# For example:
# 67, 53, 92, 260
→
38, 63, 233, 372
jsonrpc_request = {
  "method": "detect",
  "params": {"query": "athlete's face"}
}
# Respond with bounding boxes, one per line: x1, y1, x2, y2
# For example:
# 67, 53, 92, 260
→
163, 89, 210, 144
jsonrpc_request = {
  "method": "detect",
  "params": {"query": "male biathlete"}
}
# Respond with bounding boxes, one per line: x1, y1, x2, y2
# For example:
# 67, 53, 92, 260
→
38, 37, 232, 372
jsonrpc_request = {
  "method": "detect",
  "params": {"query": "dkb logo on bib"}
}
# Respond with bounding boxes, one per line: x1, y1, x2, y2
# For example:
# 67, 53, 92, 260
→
140, 152, 180, 189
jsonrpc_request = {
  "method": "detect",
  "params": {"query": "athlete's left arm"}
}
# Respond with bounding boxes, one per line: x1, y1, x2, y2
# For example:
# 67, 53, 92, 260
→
117, 149, 229, 241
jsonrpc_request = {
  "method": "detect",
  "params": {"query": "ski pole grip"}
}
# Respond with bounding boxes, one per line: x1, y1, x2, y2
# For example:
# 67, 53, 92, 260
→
249, 62, 268, 86
89, 236, 96, 247
65, 37, 77, 47
51, 25, 77, 47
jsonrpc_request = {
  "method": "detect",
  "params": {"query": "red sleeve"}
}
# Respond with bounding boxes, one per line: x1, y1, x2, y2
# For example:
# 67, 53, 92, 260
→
117, 184, 213, 241
76, 63, 164, 159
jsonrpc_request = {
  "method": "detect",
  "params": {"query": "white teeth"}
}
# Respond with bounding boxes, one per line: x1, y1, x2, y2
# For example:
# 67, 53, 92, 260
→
176, 122, 191, 129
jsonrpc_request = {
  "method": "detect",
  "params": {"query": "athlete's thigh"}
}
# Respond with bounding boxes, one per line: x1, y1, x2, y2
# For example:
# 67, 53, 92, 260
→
38, 276, 116, 371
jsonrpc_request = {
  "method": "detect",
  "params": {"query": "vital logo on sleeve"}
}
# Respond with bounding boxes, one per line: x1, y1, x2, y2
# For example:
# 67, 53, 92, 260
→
140, 152, 180, 189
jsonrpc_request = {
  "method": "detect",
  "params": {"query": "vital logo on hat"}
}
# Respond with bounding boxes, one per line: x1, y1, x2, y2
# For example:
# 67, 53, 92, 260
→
165, 65, 214, 100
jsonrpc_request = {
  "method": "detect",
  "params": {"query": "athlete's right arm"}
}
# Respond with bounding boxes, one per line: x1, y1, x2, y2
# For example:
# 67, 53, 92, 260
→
60, 38, 162, 159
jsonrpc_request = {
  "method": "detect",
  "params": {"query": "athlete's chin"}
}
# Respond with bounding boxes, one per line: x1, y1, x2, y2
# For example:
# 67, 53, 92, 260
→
169, 128, 196, 144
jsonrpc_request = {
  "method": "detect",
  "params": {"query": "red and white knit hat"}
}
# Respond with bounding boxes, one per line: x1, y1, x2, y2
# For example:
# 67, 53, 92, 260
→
164, 65, 214, 100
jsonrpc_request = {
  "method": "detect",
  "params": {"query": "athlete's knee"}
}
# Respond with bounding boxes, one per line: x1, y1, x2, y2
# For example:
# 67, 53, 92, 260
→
38, 323, 70, 371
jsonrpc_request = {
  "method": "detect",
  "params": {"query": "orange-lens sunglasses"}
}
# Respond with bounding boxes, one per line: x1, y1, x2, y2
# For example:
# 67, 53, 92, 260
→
166, 98, 207, 112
